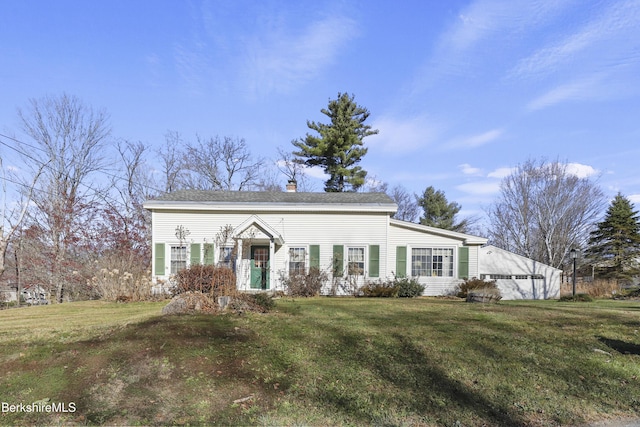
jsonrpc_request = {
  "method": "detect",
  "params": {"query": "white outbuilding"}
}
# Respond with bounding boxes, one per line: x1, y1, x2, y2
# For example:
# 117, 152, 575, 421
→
478, 245, 561, 300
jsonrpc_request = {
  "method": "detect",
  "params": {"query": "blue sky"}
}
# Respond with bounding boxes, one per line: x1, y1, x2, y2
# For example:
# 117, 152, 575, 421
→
1, 0, 639, 220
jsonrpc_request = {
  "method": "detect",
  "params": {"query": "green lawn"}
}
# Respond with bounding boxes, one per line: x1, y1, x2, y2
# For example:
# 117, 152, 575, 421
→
1, 298, 640, 426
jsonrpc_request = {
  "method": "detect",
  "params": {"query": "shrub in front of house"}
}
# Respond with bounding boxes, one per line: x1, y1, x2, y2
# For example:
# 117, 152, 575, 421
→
229, 292, 276, 313
360, 277, 425, 298
173, 264, 236, 297
395, 277, 425, 298
454, 277, 500, 300
360, 280, 398, 297
282, 267, 328, 297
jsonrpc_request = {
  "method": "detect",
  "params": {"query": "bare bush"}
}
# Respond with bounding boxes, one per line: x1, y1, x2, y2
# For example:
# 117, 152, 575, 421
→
561, 279, 622, 298
281, 267, 328, 297
453, 277, 500, 300
360, 280, 398, 297
89, 268, 152, 302
172, 264, 236, 298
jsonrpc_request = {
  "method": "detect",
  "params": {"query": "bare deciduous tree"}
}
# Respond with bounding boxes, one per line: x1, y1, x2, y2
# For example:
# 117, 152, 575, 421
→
389, 184, 419, 223
17, 93, 111, 302
180, 135, 264, 191
158, 131, 185, 192
103, 140, 155, 259
275, 146, 311, 191
0, 158, 46, 279
487, 158, 605, 269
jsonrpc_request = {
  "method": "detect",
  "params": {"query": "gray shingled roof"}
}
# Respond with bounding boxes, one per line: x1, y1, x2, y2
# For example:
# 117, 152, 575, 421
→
148, 190, 395, 205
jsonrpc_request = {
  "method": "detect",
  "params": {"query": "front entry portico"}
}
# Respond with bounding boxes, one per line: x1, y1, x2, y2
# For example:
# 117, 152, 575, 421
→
232, 215, 284, 291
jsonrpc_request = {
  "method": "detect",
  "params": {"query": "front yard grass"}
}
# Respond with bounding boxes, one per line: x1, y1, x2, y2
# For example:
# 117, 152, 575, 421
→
1, 298, 640, 425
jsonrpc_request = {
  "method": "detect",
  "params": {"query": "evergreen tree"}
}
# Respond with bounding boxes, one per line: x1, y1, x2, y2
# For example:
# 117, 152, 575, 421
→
417, 186, 468, 232
587, 193, 640, 284
292, 93, 378, 192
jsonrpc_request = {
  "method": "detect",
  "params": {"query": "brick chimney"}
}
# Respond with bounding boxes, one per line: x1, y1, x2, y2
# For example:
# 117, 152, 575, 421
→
286, 179, 297, 192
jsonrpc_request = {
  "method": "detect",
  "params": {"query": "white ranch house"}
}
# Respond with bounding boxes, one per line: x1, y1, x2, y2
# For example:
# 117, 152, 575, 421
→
143, 189, 560, 300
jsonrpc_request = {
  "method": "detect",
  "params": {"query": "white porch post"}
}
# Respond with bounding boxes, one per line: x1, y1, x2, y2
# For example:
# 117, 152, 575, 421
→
236, 239, 243, 290
269, 239, 275, 291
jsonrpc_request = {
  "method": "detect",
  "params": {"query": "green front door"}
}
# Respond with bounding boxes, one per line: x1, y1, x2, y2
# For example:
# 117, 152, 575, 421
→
250, 246, 270, 289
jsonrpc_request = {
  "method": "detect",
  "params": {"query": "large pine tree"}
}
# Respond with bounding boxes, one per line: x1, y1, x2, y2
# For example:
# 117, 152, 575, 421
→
587, 193, 640, 284
416, 186, 468, 232
292, 93, 378, 192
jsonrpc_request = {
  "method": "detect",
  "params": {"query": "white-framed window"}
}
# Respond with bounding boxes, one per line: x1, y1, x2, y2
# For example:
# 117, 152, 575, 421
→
171, 245, 187, 274
218, 246, 234, 269
347, 247, 365, 276
411, 248, 431, 276
411, 247, 454, 277
432, 248, 453, 277
289, 247, 306, 275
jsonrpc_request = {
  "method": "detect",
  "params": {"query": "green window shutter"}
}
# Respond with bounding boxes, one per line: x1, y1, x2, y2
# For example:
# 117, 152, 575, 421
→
458, 246, 469, 279
332, 245, 344, 277
190, 243, 201, 265
396, 246, 407, 278
309, 245, 320, 270
154, 243, 165, 276
203, 243, 215, 265
369, 245, 380, 278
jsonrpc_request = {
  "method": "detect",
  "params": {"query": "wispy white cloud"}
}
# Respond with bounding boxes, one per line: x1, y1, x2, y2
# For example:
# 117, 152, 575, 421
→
242, 14, 359, 96
526, 75, 604, 111
487, 167, 514, 179
511, 0, 640, 80
458, 163, 482, 175
174, 3, 359, 97
367, 114, 442, 154
173, 41, 213, 95
444, 128, 504, 150
444, 0, 571, 53
514, 1, 640, 112
455, 165, 513, 197
410, 0, 572, 89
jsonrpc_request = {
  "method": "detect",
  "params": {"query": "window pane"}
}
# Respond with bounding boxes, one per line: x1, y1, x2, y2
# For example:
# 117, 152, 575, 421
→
171, 245, 187, 274
411, 248, 431, 276
432, 248, 453, 277
217, 247, 235, 271
347, 247, 365, 275
412, 248, 453, 277
289, 247, 306, 275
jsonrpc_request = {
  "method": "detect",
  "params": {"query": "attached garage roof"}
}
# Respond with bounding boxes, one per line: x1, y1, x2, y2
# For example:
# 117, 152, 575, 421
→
390, 218, 488, 245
